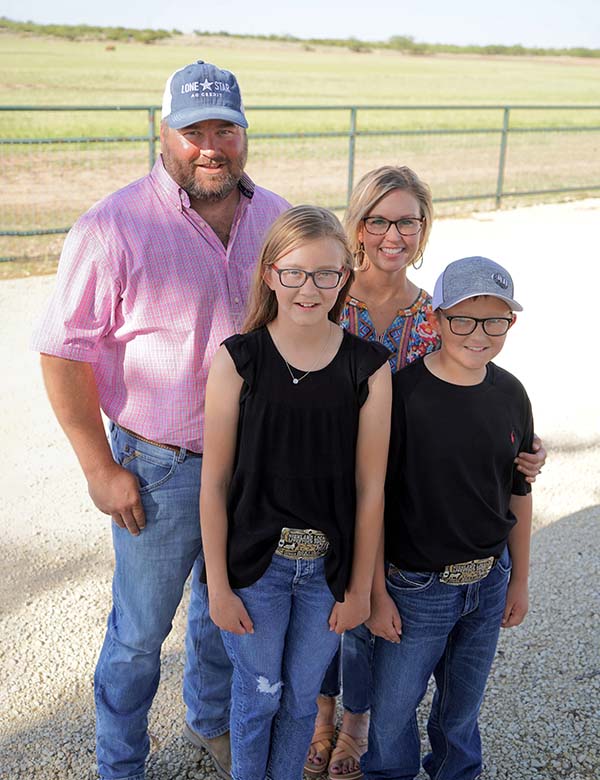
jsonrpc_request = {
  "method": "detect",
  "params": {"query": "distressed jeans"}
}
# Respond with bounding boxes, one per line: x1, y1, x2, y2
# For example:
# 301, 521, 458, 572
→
221, 554, 341, 780
363, 546, 511, 780
94, 423, 232, 780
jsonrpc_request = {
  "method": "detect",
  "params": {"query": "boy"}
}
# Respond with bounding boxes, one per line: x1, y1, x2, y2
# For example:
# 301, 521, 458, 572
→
364, 256, 534, 780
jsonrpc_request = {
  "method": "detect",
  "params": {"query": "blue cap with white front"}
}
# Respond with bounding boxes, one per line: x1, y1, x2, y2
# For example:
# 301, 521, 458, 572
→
161, 60, 248, 129
432, 256, 523, 311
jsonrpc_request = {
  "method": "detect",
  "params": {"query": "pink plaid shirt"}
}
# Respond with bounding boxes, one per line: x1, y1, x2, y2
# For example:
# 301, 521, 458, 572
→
32, 158, 289, 452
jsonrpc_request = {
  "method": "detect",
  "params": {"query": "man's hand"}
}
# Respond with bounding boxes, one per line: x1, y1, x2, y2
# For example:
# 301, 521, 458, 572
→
366, 590, 402, 643
515, 433, 546, 484
87, 462, 146, 535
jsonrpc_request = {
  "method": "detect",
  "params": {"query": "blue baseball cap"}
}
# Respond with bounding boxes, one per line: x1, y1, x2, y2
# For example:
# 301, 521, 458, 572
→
161, 60, 248, 129
432, 256, 523, 311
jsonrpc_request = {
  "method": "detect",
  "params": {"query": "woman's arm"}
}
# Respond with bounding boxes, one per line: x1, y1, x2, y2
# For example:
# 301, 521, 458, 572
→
329, 361, 392, 634
502, 492, 533, 628
200, 346, 254, 635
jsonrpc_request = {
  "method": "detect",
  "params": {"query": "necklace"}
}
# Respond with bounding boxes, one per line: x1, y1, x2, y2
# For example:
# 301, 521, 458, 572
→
273, 324, 332, 385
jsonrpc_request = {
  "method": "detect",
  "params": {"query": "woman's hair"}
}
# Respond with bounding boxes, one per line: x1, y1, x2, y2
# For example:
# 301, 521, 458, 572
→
243, 205, 355, 332
344, 165, 434, 271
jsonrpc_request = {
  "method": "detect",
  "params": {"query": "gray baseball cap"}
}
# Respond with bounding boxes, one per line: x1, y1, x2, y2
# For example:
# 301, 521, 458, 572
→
161, 60, 248, 129
432, 256, 523, 311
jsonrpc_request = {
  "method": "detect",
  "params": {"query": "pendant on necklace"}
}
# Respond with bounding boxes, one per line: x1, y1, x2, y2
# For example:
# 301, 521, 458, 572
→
292, 378, 299, 385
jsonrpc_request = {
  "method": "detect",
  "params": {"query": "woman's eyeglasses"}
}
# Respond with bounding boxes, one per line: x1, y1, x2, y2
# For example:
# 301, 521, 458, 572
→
362, 216, 424, 236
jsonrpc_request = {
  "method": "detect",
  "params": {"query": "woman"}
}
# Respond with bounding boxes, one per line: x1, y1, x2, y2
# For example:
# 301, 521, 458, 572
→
304, 167, 545, 780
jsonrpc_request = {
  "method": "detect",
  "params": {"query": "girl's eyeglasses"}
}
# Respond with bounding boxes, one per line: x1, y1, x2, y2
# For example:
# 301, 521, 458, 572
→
271, 265, 344, 289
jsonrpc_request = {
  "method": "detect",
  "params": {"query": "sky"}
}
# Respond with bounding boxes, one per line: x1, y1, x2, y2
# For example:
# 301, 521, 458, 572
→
2, 0, 599, 48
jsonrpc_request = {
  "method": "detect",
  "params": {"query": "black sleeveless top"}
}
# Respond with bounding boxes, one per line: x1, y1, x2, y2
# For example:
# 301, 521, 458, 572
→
221, 326, 390, 601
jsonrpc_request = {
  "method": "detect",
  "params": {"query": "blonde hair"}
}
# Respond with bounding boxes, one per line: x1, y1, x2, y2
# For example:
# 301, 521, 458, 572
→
344, 165, 434, 271
243, 205, 355, 332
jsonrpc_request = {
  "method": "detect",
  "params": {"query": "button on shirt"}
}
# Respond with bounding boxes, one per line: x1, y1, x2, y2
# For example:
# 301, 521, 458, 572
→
31, 158, 290, 453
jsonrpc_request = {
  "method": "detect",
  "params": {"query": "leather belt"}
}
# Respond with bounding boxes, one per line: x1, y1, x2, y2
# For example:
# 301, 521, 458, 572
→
115, 423, 202, 457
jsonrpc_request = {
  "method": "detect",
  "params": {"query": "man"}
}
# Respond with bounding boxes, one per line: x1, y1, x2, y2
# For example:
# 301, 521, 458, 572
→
32, 60, 289, 780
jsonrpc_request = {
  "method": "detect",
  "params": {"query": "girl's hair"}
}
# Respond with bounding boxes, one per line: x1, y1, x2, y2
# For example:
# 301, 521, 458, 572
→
344, 165, 434, 271
243, 205, 355, 332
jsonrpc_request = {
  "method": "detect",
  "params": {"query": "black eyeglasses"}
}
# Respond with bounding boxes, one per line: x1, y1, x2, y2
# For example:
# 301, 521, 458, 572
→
362, 216, 424, 236
271, 265, 345, 289
442, 314, 514, 336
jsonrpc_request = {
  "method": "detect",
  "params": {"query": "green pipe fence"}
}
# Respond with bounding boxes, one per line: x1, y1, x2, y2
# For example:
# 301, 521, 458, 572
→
1, 104, 599, 262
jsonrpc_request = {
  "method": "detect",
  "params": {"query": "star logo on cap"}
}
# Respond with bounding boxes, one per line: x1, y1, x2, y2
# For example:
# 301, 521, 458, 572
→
199, 79, 214, 92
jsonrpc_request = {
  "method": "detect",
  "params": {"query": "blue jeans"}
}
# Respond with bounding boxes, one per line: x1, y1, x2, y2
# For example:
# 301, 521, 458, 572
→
363, 547, 511, 780
320, 623, 374, 713
94, 423, 232, 780
221, 554, 341, 780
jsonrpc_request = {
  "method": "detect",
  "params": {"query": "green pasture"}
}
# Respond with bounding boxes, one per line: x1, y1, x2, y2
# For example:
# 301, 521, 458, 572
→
1, 33, 599, 273
1, 34, 600, 138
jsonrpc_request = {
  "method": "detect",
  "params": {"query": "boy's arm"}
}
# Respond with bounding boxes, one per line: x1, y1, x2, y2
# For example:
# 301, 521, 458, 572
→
502, 492, 533, 628
329, 361, 392, 634
365, 528, 402, 643
200, 346, 253, 635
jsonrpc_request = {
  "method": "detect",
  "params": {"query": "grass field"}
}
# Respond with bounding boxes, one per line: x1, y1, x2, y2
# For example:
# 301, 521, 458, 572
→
1, 33, 599, 273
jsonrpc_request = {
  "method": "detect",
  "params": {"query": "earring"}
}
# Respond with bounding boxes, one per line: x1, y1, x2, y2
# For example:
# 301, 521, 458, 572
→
353, 242, 365, 269
412, 251, 424, 270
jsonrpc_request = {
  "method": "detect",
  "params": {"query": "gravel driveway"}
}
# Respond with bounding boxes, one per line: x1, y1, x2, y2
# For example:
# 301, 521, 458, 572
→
1, 199, 599, 780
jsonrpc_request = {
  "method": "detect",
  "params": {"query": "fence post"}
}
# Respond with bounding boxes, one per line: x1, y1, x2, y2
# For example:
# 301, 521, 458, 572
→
495, 107, 510, 209
346, 107, 357, 209
148, 107, 156, 170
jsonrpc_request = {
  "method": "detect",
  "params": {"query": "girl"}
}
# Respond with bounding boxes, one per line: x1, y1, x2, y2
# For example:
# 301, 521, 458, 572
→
305, 167, 546, 780
200, 205, 392, 780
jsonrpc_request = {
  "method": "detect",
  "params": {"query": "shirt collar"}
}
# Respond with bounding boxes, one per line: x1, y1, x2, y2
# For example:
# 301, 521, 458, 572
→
151, 156, 255, 211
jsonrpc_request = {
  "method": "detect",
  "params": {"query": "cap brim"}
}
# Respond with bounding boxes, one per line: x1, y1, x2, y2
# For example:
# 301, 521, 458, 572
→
435, 292, 523, 312
166, 107, 248, 130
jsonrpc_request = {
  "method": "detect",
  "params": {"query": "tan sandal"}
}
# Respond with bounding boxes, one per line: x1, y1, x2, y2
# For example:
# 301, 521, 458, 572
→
327, 731, 368, 780
304, 724, 335, 776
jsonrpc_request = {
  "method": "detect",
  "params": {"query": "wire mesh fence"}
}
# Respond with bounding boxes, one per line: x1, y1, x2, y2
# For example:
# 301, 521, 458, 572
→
1, 104, 599, 266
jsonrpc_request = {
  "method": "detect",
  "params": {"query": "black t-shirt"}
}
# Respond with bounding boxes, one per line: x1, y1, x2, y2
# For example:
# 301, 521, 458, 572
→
221, 326, 390, 601
385, 358, 533, 572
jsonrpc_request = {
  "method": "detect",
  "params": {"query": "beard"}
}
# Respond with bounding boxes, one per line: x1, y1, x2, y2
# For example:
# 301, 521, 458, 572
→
162, 136, 248, 204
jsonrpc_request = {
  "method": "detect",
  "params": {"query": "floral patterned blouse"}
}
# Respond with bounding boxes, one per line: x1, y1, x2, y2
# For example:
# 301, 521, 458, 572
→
340, 288, 441, 374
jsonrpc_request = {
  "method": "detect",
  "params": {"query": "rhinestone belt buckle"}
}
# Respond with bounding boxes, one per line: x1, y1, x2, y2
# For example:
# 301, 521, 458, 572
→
439, 556, 495, 586
276, 527, 330, 560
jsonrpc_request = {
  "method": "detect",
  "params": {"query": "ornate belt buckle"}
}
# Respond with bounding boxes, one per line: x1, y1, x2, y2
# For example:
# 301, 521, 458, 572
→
277, 527, 329, 559
439, 556, 495, 585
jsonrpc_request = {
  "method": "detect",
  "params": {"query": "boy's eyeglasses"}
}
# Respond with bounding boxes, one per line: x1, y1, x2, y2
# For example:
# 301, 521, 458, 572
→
271, 265, 344, 289
362, 216, 424, 236
442, 314, 514, 336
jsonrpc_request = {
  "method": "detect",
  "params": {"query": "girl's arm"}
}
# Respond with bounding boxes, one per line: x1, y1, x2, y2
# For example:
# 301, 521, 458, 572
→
329, 361, 392, 634
200, 346, 254, 635
501, 492, 533, 628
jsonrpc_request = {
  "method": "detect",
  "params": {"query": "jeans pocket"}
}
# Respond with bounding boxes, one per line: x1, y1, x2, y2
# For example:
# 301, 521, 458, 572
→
117, 448, 177, 494
386, 565, 435, 591
495, 546, 512, 575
